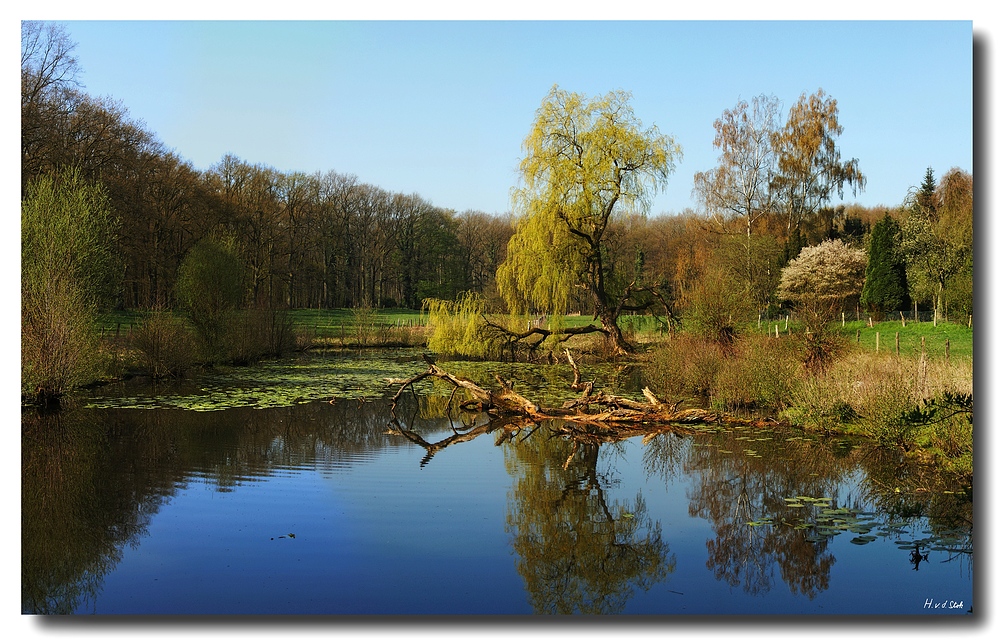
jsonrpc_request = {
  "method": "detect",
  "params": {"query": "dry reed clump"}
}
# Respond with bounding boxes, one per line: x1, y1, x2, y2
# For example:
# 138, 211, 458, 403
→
786, 351, 973, 448
128, 312, 198, 378
646, 334, 724, 399
647, 333, 801, 410
711, 335, 801, 411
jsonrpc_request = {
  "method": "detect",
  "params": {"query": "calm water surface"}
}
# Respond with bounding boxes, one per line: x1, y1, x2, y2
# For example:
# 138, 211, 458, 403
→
22, 352, 973, 615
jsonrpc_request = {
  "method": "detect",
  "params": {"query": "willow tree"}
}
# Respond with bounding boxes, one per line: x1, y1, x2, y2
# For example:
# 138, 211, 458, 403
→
497, 86, 681, 354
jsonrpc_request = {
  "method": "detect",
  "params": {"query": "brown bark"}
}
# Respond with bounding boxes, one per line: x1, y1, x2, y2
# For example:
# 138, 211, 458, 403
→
390, 359, 783, 438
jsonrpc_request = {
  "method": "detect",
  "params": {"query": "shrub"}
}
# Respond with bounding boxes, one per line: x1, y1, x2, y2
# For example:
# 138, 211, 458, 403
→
129, 312, 197, 378
712, 335, 800, 410
680, 262, 750, 346
175, 237, 244, 360
646, 334, 724, 399
782, 376, 858, 432
21, 169, 119, 404
21, 276, 100, 404
648, 332, 801, 410
223, 309, 297, 365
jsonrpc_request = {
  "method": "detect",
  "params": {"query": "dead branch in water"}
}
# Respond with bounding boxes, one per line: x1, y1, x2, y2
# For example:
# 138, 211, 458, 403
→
389, 354, 783, 440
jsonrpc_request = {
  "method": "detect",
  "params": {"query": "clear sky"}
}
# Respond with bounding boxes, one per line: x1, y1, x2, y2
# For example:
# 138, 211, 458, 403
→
42, 17, 973, 217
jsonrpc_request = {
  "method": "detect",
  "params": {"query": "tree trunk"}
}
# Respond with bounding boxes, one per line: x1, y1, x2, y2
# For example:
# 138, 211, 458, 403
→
598, 308, 632, 355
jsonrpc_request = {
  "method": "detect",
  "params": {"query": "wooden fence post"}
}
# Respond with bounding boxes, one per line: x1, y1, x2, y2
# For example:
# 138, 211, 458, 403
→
900, 311, 906, 327
895, 332, 899, 356
946, 338, 950, 364
875, 331, 880, 353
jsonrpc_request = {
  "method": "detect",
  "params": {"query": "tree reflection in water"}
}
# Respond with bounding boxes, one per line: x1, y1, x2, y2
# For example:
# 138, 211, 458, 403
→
643, 425, 973, 600
679, 427, 843, 599
389, 411, 676, 614
500, 425, 674, 614
24, 391, 972, 614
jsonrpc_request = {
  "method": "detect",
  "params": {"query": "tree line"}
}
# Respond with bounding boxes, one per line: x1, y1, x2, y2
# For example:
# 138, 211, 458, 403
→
22, 22, 973, 370
21, 22, 514, 315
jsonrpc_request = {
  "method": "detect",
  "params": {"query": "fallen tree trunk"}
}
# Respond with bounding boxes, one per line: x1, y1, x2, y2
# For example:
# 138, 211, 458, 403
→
390, 359, 783, 434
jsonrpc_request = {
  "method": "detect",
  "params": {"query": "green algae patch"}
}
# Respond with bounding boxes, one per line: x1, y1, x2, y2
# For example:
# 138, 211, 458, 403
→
85, 351, 428, 411
82, 351, 650, 413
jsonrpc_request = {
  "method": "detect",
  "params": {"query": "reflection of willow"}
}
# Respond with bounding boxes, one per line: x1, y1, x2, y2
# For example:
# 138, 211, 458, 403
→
678, 428, 859, 599
387, 410, 676, 614
503, 425, 675, 614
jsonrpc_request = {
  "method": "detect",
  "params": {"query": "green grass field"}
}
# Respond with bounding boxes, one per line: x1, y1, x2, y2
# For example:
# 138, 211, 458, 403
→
96, 308, 972, 360
836, 319, 973, 360
753, 315, 972, 361
287, 308, 428, 339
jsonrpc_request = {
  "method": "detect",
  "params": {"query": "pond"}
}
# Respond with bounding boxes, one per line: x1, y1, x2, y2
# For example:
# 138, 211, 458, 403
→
22, 350, 973, 615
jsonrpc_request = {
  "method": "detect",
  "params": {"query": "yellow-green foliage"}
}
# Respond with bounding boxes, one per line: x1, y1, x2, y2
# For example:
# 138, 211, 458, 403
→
425, 292, 507, 359
21, 169, 120, 403
497, 86, 681, 320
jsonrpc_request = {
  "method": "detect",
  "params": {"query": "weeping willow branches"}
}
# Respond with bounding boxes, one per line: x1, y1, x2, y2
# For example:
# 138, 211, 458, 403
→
496, 86, 682, 355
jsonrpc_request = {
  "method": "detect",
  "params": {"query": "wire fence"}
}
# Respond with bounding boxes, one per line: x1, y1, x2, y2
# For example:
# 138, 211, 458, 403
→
758, 309, 972, 328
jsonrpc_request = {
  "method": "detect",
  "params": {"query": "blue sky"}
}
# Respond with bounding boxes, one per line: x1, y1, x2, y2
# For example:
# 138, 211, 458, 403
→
51, 19, 973, 216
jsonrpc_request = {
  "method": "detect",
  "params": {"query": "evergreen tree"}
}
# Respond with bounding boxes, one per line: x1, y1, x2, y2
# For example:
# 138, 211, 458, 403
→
860, 214, 909, 317
916, 167, 937, 215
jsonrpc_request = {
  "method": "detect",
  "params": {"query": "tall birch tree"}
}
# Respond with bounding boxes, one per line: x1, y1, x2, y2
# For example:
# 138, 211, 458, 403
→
771, 89, 866, 244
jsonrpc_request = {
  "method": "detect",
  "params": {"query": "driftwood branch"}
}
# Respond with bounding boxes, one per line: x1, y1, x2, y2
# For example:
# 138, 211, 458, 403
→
390, 358, 782, 438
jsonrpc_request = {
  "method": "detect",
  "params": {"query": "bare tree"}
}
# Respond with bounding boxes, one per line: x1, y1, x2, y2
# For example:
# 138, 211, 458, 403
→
21, 21, 80, 107
693, 94, 781, 240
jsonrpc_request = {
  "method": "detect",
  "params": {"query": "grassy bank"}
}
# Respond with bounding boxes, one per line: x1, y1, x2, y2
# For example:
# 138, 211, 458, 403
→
287, 308, 428, 347
643, 320, 973, 481
97, 307, 432, 349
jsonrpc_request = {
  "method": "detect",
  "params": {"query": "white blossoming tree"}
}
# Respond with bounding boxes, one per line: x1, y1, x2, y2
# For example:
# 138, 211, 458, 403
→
778, 239, 867, 322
